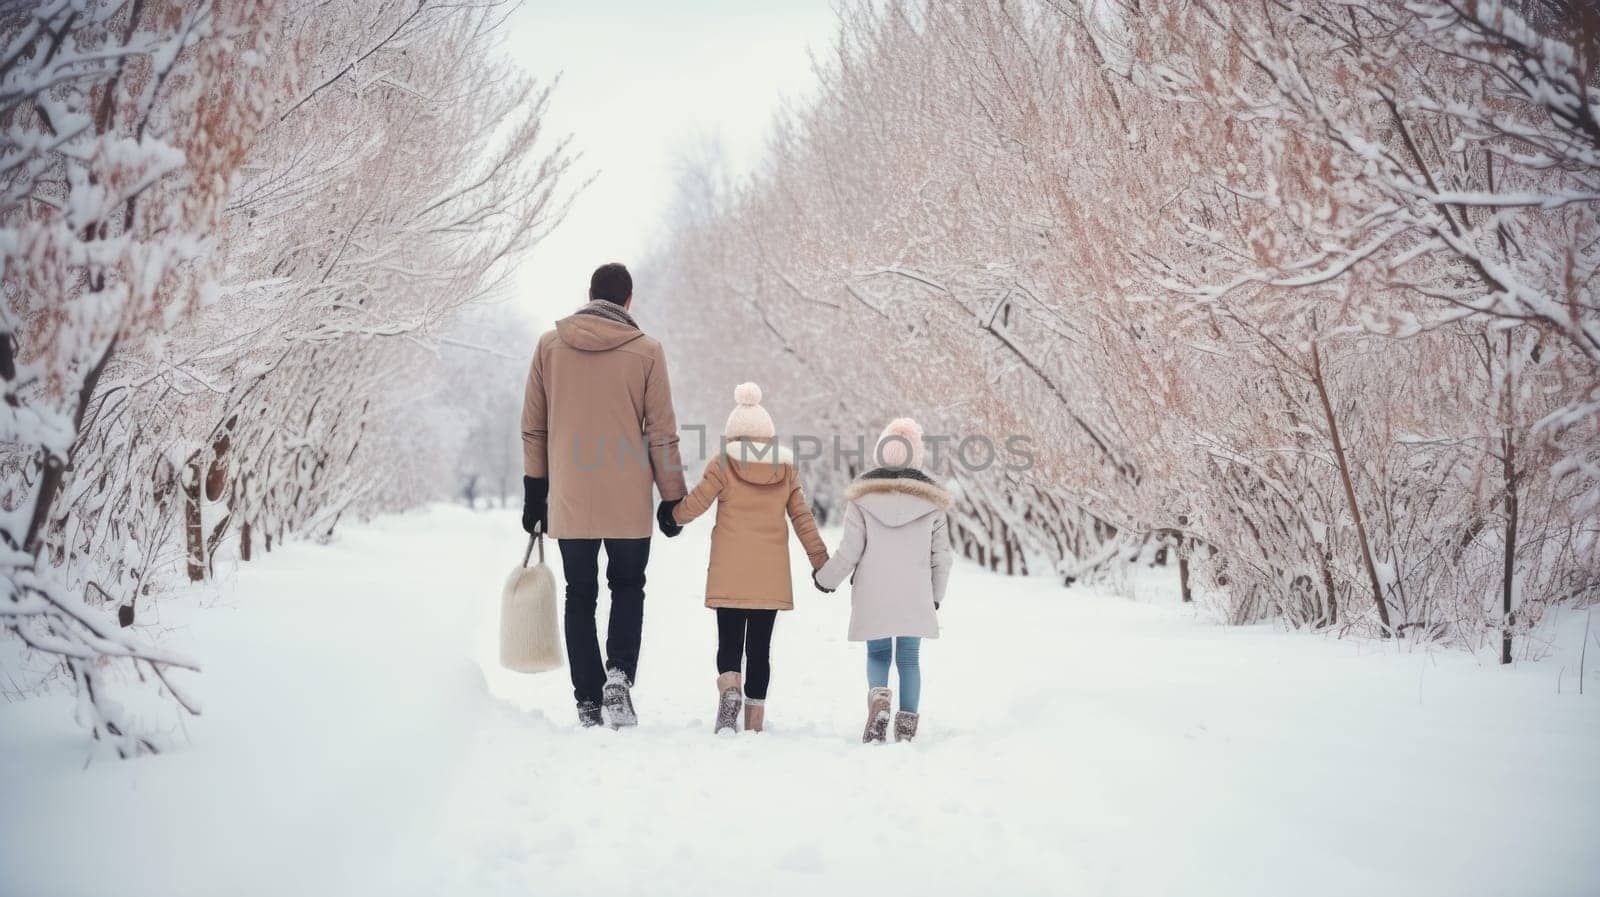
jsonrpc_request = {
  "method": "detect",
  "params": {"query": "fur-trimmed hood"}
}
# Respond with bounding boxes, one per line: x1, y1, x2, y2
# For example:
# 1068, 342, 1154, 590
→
844, 468, 951, 527
816, 466, 954, 640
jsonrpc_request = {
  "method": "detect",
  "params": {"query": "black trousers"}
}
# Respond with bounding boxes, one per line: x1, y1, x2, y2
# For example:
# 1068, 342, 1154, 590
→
716, 608, 777, 701
559, 537, 650, 706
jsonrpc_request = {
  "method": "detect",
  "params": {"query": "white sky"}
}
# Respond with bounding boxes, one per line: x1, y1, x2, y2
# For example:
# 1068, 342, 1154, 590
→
500, 1, 839, 327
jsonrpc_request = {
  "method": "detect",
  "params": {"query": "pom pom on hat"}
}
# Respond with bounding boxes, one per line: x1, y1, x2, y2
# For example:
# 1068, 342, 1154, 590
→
876, 417, 924, 468
725, 382, 776, 440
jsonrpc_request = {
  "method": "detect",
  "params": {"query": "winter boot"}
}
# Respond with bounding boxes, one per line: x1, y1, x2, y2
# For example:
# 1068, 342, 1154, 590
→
715, 671, 742, 734
894, 710, 919, 743
744, 698, 765, 733
601, 668, 637, 729
576, 701, 603, 728
862, 687, 892, 744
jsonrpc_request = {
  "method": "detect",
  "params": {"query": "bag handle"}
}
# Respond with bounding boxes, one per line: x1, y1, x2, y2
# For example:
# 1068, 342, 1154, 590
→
522, 533, 544, 567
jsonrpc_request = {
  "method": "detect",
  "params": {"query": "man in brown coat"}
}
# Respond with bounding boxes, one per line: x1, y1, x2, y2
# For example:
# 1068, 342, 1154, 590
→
521, 263, 687, 728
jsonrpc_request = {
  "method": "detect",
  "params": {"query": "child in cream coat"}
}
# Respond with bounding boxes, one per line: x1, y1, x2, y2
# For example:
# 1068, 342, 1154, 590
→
814, 418, 952, 743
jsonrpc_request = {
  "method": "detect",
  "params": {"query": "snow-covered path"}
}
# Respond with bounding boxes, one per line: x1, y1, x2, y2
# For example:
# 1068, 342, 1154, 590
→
4, 505, 1597, 896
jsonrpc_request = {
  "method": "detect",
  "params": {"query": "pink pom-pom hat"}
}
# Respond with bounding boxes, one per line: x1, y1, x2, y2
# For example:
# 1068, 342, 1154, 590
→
875, 417, 924, 468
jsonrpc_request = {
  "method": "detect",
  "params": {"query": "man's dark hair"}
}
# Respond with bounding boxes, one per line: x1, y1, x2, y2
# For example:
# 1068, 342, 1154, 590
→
589, 263, 632, 305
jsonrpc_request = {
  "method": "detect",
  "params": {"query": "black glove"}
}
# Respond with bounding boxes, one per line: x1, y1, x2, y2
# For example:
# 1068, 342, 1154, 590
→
812, 570, 835, 594
656, 499, 683, 538
522, 476, 547, 535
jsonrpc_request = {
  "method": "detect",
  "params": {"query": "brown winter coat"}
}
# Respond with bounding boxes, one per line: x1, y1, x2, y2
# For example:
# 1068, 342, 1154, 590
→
521, 311, 687, 539
673, 439, 829, 610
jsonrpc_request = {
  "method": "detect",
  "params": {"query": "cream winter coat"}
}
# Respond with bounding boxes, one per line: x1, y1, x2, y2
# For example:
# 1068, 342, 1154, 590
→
815, 469, 953, 641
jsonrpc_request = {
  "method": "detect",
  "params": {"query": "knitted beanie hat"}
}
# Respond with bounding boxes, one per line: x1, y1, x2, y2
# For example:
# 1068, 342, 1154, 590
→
724, 382, 776, 440
875, 417, 924, 468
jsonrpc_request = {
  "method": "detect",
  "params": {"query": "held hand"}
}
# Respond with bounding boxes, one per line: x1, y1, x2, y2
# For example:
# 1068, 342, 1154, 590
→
812, 570, 835, 594
656, 499, 683, 538
522, 476, 548, 535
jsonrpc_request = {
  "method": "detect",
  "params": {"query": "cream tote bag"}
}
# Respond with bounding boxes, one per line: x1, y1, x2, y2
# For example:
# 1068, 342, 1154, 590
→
500, 534, 563, 673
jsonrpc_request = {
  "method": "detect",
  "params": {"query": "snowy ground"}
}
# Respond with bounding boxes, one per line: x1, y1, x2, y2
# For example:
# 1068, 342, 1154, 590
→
3, 504, 1598, 897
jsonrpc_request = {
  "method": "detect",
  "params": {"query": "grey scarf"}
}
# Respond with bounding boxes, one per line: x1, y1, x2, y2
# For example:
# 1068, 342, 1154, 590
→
573, 299, 638, 330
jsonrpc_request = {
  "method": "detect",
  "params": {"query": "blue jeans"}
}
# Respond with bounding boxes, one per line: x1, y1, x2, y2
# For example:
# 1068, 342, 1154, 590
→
866, 637, 921, 713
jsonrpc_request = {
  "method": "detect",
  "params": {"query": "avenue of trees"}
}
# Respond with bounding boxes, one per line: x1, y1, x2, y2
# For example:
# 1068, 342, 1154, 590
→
644, 1, 1599, 657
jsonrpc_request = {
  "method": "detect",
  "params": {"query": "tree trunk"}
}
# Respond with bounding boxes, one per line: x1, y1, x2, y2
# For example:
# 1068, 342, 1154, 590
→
205, 514, 230, 578
183, 455, 205, 582
1500, 333, 1519, 665
240, 520, 252, 562
1310, 340, 1392, 636
1319, 551, 1338, 628
1177, 537, 1193, 603
19, 339, 117, 555
1500, 431, 1518, 664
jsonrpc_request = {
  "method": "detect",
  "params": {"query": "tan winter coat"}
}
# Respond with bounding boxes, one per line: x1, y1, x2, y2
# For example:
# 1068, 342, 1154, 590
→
815, 469, 953, 641
673, 440, 829, 610
521, 312, 688, 539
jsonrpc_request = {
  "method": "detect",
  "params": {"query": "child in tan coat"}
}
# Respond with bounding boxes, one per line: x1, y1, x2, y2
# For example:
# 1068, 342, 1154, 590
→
670, 383, 829, 733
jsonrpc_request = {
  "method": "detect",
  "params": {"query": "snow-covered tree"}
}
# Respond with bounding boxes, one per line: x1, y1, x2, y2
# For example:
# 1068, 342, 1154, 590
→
1, 0, 284, 755
2, 0, 577, 752
641, 0, 1600, 655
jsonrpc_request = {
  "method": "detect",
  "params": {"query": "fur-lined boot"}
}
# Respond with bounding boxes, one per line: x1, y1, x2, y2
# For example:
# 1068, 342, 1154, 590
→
715, 672, 742, 734
894, 710, 918, 742
862, 687, 892, 744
